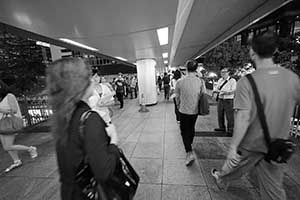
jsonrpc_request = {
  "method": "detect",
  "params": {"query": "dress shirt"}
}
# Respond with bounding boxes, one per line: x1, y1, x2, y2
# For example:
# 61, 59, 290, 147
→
215, 77, 237, 99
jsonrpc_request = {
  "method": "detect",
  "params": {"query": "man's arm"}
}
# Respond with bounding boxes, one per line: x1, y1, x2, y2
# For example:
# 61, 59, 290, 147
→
227, 109, 250, 159
175, 81, 180, 107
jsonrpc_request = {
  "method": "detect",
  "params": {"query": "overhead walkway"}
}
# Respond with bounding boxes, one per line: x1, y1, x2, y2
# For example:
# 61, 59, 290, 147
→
0, 94, 300, 200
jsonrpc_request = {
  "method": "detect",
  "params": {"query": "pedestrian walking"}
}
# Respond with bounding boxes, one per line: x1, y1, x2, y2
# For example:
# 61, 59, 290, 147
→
175, 60, 205, 166
211, 31, 300, 200
0, 82, 37, 173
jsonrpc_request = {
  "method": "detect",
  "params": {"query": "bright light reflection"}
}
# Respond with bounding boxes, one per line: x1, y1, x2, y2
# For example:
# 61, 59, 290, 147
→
208, 72, 217, 77
115, 56, 128, 61
156, 27, 168, 45
59, 38, 98, 51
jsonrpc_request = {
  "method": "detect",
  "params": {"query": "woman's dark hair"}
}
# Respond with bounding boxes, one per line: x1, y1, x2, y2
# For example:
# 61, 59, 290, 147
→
0, 80, 11, 99
173, 70, 182, 80
250, 31, 279, 59
185, 60, 198, 72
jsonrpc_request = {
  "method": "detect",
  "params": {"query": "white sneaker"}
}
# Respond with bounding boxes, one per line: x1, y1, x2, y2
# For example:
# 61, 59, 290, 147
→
28, 146, 38, 159
4, 160, 22, 173
185, 152, 195, 166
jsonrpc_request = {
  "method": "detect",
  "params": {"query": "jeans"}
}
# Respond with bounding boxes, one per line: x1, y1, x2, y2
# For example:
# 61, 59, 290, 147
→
179, 113, 198, 152
164, 84, 170, 100
217, 99, 234, 131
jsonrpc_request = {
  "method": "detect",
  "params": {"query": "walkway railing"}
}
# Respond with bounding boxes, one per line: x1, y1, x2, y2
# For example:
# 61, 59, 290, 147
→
291, 105, 300, 138
17, 95, 52, 127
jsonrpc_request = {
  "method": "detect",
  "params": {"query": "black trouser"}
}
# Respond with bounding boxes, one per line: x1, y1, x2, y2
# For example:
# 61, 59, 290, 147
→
164, 84, 170, 100
179, 113, 198, 152
158, 83, 162, 91
116, 92, 124, 108
217, 99, 234, 132
173, 98, 180, 121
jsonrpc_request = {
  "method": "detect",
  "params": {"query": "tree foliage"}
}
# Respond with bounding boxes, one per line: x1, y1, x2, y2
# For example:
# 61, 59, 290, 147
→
0, 32, 46, 96
203, 39, 251, 73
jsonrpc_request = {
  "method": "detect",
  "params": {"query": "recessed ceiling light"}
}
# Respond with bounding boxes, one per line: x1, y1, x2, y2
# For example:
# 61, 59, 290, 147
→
164, 60, 168, 64
156, 27, 168, 45
162, 52, 168, 58
60, 38, 98, 51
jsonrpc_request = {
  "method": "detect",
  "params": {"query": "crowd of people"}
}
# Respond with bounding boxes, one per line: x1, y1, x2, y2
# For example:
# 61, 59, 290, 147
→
0, 31, 299, 200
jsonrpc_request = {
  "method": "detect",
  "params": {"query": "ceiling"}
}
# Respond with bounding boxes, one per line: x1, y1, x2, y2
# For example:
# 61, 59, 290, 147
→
0, 0, 292, 71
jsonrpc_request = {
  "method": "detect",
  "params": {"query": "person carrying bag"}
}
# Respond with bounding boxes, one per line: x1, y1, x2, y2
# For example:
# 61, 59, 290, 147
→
0, 87, 37, 173
76, 110, 140, 200
246, 74, 296, 163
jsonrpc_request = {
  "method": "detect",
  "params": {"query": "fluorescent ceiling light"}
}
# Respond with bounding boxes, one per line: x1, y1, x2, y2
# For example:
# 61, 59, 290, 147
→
115, 56, 127, 61
164, 60, 168, 64
162, 52, 168, 58
36, 41, 50, 47
60, 38, 98, 51
156, 27, 168, 45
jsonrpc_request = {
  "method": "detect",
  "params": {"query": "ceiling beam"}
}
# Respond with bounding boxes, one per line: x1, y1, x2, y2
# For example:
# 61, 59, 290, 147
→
0, 22, 135, 67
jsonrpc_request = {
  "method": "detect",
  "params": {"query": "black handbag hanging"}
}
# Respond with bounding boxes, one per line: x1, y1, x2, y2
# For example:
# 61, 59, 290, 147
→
75, 110, 140, 200
246, 74, 296, 163
198, 78, 209, 115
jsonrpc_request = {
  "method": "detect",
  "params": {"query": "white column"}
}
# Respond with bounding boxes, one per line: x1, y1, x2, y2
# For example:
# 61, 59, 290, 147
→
136, 59, 157, 105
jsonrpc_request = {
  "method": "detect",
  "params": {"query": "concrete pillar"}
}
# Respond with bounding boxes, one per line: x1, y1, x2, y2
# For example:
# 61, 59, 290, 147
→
136, 59, 157, 105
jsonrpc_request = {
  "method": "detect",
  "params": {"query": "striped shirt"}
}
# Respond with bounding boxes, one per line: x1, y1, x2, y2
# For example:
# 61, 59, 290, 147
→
175, 73, 204, 115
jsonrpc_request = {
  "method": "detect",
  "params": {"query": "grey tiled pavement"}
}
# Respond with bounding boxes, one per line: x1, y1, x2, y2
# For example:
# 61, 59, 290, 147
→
0, 94, 300, 199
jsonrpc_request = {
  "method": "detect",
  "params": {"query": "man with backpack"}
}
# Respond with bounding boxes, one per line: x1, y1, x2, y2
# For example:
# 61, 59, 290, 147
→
211, 31, 300, 200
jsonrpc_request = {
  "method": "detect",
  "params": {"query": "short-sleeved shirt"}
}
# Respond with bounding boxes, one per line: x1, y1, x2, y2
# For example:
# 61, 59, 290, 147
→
175, 73, 203, 115
235, 67, 300, 153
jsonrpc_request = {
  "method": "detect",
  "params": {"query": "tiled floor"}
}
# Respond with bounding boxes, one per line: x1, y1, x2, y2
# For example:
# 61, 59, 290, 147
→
0, 94, 300, 200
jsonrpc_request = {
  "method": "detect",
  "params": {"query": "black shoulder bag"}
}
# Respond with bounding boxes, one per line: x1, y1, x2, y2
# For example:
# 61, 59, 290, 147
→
198, 78, 209, 115
75, 110, 140, 200
246, 74, 296, 163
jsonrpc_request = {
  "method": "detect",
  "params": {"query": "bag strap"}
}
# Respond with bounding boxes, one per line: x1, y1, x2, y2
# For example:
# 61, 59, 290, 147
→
245, 74, 271, 146
218, 77, 232, 90
79, 110, 93, 162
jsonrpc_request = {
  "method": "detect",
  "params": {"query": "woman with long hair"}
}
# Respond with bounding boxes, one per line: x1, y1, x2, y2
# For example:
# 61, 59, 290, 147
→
47, 58, 120, 200
0, 82, 37, 173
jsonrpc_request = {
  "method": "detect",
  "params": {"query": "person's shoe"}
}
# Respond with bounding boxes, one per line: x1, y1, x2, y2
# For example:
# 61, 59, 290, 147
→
4, 160, 22, 173
211, 168, 228, 191
185, 152, 195, 166
28, 146, 38, 159
214, 128, 226, 132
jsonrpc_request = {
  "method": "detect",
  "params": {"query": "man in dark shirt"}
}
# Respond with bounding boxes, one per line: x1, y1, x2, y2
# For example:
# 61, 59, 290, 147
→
162, 72, 170, 100
115, 73, 125, 109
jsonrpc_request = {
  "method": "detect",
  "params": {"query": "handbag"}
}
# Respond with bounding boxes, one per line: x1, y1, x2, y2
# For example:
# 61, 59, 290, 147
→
246, 74, 296, 163
75, 111, 139, 200
0, 114, 24, 135
198, 79, 209, 115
